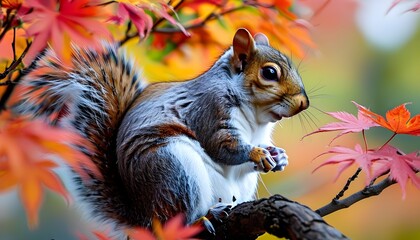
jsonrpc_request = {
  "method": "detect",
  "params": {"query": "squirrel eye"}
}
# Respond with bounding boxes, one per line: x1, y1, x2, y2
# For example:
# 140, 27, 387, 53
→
261, 66, 279, 81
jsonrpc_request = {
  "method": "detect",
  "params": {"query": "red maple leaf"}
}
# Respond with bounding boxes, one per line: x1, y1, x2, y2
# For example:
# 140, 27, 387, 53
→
22, 0, 110, 64
357, 103, 420, 136
111, 1, 189, 39
314, 144, 389, 182
371, 145, 420, 198
110, 2, 153, 39
303, 101, 379, 142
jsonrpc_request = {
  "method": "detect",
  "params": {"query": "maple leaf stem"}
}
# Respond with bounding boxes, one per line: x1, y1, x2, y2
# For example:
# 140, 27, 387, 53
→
380, 132, 398, 150
362, 130, 368, 151
316, 177, 396, 217
333, 168, 362, 201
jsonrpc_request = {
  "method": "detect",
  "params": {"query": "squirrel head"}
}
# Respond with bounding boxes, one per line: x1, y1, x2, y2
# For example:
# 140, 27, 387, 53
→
231, 28, 309, 123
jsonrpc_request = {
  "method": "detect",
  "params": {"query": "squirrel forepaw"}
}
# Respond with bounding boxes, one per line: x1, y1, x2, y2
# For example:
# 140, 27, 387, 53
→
258, 144, 288, 172
250, 146, 276, 172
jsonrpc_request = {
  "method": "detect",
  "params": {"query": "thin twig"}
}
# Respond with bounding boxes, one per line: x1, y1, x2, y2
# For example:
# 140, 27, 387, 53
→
0, 80, 15, 86
316, 177, 395, 217
0, 43, 44, 112
119, 4, 247, 45
153, 6, 246, 34
0, 10, 15, 41
12, 28, 17, 61
0, 42, 32, 80
333, 168, 362, 201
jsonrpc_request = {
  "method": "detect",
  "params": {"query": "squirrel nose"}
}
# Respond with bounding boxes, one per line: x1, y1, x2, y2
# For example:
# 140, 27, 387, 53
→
293, 91, 309, 114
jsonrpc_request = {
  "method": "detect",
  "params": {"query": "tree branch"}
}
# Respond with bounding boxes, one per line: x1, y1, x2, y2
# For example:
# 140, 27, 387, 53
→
316, 177, 395, 217
118, 4, 247, 45
208, 194, 348, 240
334, 168, 362, 201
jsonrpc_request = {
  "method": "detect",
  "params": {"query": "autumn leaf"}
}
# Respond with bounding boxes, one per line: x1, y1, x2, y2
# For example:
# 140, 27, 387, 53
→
129, 215, 202, 240
224, 1, 315, 58
154, 214, 202, 240
371, 145, 420, 199
303, 101, 379, 142
1, 0, 23, 9
110, 2, 153, 39
0, 111, 98, 228
83, 214, 202, 240
112, 0, 189, 39
22, 0, 111, 64
357, 103, 420, 136
142, 1, 189, 36
314, 144, 389, 182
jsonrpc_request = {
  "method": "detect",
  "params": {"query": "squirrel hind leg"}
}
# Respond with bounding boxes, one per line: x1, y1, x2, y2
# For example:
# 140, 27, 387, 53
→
161, 137, 215, 223
119, 136, 214, 226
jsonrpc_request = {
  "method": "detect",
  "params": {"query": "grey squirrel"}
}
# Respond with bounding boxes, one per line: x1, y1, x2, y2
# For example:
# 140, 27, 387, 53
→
15, 28, 309, 234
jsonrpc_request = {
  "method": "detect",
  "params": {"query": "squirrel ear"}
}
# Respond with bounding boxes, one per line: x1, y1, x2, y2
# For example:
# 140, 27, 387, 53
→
232, 28, 255, 72
254, 33, 269, 46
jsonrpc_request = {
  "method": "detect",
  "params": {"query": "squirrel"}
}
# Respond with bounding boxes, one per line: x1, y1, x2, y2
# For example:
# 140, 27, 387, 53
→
14, 28, 309, 234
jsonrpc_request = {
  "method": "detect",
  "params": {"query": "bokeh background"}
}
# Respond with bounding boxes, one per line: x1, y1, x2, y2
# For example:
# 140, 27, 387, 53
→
1, 0, 420, 239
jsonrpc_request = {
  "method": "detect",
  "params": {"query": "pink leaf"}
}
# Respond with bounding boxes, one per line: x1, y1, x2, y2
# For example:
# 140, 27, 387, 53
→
115, 3, 153, 39
22, 0, 110, 64
371, 145, 420, 199
303, 101, 379, 143
313, 144, 387, 183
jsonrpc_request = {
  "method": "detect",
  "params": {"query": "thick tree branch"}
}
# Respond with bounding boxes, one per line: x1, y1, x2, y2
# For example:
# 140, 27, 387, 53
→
208, 194, 348, 240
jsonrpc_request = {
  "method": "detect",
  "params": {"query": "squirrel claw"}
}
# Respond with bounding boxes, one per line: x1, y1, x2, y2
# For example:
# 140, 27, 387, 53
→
198, 216, 216, 235
207, 203, 232, 222
195, 203, 232, 236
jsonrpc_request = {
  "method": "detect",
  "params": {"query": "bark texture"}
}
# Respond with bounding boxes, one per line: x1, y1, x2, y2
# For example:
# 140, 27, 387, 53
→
209, 194, 348, 240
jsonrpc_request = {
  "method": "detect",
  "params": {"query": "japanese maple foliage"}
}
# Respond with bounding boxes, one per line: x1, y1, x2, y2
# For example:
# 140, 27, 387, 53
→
80, 214, 202, 240
0, 111, 99, 228
307, 102, 420, 198
303, 101, 379, 143
22, 0, 111, 64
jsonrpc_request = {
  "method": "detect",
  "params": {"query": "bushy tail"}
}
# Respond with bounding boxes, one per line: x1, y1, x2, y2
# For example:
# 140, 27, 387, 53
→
13, 44, 145, 226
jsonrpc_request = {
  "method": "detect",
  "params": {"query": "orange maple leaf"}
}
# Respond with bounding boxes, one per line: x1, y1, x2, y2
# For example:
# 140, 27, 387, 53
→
1, 0, 23, 9
0, 111, 98, 228
357, 103, 420, 136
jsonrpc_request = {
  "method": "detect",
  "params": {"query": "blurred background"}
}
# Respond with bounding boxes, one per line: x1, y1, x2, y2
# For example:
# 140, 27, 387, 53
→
1, 0, 420, 239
